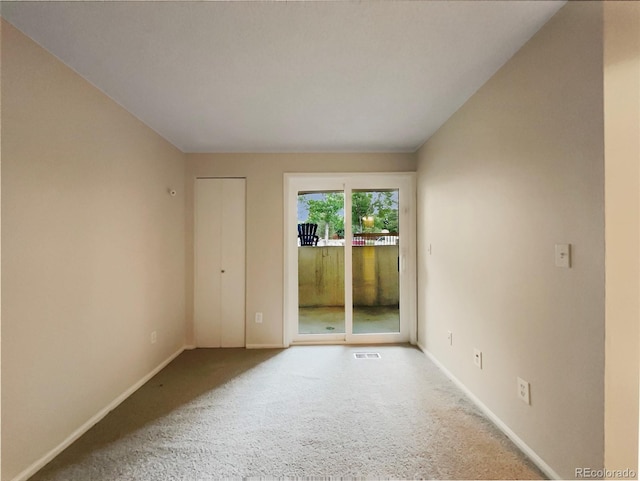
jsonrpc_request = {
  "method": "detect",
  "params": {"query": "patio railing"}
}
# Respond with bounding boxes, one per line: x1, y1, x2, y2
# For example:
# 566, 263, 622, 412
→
301, 232, 400, 247
352, 232, 399, 246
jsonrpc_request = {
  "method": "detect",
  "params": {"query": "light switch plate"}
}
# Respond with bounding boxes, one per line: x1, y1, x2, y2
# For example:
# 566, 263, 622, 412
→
555, 244, 571, 268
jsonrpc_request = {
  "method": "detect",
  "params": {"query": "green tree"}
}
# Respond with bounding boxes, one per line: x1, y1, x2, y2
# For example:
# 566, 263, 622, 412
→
372, 191, 398, 232
302, 193, 344, 239
300, 191, 398, 239
352, 192, 373, 233
352, 191, 398, 233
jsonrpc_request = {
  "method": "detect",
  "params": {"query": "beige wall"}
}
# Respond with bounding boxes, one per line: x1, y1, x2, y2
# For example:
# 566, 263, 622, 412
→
603, 1, 640, 474
416, 3, 604, 479
1, 21, 186, 481
185, 153, 415, 347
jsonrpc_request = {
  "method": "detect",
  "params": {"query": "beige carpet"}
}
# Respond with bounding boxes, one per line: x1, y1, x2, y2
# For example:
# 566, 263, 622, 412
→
30, 345, 545, 480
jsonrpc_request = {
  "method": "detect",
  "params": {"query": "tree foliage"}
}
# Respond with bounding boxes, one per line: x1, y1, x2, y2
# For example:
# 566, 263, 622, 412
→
303, 193, 344, 239
299, 191, 398, 239
352, 191, 398, 233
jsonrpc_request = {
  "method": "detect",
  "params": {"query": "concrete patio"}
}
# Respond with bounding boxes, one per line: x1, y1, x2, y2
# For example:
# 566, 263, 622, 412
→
298, 305, 400, 334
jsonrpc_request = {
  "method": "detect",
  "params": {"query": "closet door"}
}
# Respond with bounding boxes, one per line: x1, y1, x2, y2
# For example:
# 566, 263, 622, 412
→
194, 178, 246, 347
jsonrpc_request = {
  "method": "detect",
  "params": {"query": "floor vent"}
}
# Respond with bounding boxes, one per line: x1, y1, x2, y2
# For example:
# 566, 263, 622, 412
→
354, 352, 381, 359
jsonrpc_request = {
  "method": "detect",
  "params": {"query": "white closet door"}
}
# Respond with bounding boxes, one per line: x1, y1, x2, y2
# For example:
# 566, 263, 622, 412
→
220, 179, 246, 347
194, 178, 246, 348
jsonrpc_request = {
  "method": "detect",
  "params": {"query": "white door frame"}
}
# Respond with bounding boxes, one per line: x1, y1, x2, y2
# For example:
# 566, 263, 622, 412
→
283, 172, 416, 347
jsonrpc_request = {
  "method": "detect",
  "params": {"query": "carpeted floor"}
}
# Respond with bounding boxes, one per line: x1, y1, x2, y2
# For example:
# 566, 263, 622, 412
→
30, 345, 545, 480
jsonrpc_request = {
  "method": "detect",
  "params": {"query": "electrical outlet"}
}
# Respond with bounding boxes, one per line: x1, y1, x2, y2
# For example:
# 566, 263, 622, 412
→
255, 312, 263, 324
474, 349, 482, 369
447, 330, 453, 346
150, 331, 157, 344
517, 377, 531, 405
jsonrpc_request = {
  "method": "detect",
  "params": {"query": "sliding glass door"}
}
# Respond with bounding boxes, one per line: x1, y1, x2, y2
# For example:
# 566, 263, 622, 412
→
297, 190, 346, 336
285, 173, 416, 345
352, 189, 400, 335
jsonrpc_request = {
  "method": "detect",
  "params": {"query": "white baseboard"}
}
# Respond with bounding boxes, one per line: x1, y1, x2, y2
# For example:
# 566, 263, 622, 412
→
245, 343, 285, 349
417, 343, 561, 480
11, 346, 186, 481
184, 344, 196, 350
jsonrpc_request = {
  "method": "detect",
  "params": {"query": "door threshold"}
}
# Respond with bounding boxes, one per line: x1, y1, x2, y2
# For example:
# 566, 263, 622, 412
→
290, 339, 411, 346
290, 340, 349, 346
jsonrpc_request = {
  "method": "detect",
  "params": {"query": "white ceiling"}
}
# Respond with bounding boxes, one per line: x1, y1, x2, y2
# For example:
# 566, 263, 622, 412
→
1, 1, 565, 153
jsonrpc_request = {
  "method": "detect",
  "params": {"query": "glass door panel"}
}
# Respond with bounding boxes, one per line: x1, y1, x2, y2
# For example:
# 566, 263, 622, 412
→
297, 191, 345, 335
351, 190, 400, 334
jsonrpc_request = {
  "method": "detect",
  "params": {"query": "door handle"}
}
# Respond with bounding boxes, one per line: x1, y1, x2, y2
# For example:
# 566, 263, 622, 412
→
398, 256, 405, 273
221, 270, 226, 273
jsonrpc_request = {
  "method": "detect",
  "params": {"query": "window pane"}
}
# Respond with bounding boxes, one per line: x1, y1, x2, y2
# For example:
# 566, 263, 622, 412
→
297, 191, 345, 334
352, 190, 399, 334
